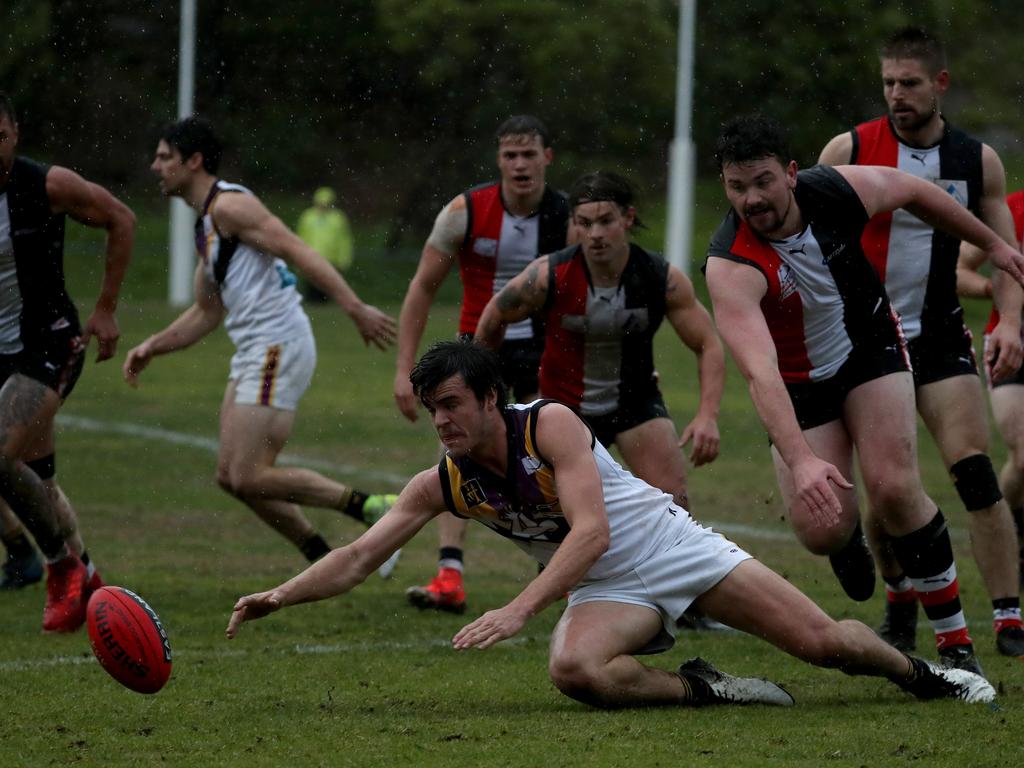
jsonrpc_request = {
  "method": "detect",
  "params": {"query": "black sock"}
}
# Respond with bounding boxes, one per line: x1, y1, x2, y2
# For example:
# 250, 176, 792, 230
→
677, 670, 713, 704
440, 546, 463, 564
993, 596, 1020, 612
341, 491, 370, 523
300, 534, 332, 562
2, 531, 35, 559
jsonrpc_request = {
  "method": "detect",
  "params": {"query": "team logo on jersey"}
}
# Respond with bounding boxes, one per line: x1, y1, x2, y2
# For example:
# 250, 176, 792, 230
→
275, 263, 297, 288
473, 238, 498, 257
937, 179, 968, 208
777, 263, 798, 301
460, 478, 487, 507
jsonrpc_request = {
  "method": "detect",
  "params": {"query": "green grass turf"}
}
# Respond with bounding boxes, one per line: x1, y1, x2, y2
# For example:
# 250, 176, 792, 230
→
4, 192, 1023, 766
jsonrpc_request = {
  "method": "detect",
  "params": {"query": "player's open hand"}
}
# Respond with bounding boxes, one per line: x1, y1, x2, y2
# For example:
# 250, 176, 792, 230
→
986, 317, 1024, 383
679, 415, 721, 467
351, 303, 397, 351
791, 456, 849, 529
452, 605, 529, 650
226, 591, 283, 639
81, 308, 121, 362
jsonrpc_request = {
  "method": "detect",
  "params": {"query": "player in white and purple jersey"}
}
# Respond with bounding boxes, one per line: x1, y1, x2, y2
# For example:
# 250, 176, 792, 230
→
705, 114, 1024, 676
819, 26, 1024, 660
227, 339, 996, 708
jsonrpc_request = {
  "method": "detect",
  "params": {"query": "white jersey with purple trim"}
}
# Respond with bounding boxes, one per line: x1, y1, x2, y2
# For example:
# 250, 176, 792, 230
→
197, 180, 311, 351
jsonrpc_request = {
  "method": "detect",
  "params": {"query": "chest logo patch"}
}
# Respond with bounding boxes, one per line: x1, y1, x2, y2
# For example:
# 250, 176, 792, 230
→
459, 478, 487, 507
777, 263, 798, 301
473, 238, 498, 257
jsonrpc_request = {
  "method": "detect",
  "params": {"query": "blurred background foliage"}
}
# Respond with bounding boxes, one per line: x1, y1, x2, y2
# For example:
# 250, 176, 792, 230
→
3, 0, 1022, 249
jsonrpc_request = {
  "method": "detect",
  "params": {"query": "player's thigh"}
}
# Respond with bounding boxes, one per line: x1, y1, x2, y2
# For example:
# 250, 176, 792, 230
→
770, 418, 857, 511
693, 559, 834, 657
915, 374, 991, 465
615, 418, 687, 496
844, 372, 921, 489
0, 373, 60, 457
219, 386, 297, 474
550, 600, 665, 670
991, 384, 1024, 456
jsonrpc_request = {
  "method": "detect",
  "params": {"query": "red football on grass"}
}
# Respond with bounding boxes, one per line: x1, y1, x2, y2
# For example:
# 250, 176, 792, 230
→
86, 586, 172, 694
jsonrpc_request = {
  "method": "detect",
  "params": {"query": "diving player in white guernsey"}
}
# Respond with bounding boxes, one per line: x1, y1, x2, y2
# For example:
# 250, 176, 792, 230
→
819, 27, 1024, 660
227, 339, 996, 708
125, 117, 401, 573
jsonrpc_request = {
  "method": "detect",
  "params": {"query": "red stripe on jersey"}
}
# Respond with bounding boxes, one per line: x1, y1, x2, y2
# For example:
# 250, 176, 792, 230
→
853, 118, 899, 281
539, 255, 588, 408
729, 221, 814, 382
457, 184, 505, 336
987, 190, 1024, 333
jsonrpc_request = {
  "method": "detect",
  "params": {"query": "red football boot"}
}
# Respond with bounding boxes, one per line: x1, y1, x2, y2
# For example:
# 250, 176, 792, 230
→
405, 567, 466, 614
42, 554, 88, 633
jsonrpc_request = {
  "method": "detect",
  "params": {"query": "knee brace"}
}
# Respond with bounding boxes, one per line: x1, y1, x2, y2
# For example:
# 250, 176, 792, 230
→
950, 454, 1002, 512
26, 453, 56, 481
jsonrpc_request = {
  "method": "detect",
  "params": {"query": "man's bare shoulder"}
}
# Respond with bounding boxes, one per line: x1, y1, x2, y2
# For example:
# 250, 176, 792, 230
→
818, 132, 854, 166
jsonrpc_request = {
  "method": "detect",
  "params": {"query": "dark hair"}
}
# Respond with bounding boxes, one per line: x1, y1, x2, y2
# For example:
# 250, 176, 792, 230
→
410, 339, 508, 412
568, 171, 644, 228
0, 93, 17, 124
714, 114, 792, 171
495, 115, 551, 148
880, 26, 946, 76
160, 116, 223, 174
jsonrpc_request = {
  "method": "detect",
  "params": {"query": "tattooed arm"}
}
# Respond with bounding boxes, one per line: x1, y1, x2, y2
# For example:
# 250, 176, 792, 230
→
474, 256, 552, 349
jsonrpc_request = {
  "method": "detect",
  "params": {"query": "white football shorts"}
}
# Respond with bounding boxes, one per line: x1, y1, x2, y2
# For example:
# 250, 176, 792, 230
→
229, 333, 316, 411
568, 513, 751, 654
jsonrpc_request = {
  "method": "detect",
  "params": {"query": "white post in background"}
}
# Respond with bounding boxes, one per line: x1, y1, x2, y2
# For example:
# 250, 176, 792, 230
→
168, 0, 197, 306
665, 0, 697, 276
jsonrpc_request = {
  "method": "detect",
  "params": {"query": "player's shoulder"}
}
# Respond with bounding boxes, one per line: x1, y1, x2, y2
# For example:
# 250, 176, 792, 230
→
819, 131, 854, 165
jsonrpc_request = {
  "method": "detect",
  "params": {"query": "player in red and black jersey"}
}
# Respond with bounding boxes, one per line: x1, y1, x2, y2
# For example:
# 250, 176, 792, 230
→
394, 116, 570, 613
476, 171, 724, 511
705, 114, 1024, 675
820, 27, 1024, 659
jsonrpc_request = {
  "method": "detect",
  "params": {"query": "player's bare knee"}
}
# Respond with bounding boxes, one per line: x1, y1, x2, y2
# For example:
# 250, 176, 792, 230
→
548, 652, 606, 705
793, 523, 846, 556
788, 619, 846, 668
951, 454, 1003, 512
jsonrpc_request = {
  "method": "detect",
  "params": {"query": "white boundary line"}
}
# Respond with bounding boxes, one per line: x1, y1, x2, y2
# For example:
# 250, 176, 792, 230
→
56, 414, 410, 485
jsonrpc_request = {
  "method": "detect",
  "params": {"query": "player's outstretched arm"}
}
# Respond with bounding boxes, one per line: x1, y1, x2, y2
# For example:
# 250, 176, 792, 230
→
452, 404, 609, 651
475, 257, 550, 350
705, 258, 847, 527
122, 264, 225, 386
228, 469, 446, 639
841, 164, 1024, 284
47, 166, 136, 362
664, 264, 724, 466
214, 192, 396, 350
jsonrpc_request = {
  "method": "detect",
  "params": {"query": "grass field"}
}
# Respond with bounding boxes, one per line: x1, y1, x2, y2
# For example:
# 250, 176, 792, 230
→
4, 190, 1024, 766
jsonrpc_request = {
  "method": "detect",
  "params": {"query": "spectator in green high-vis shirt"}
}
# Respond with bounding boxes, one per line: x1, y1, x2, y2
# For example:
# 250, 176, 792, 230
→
296, 186, 353, 302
